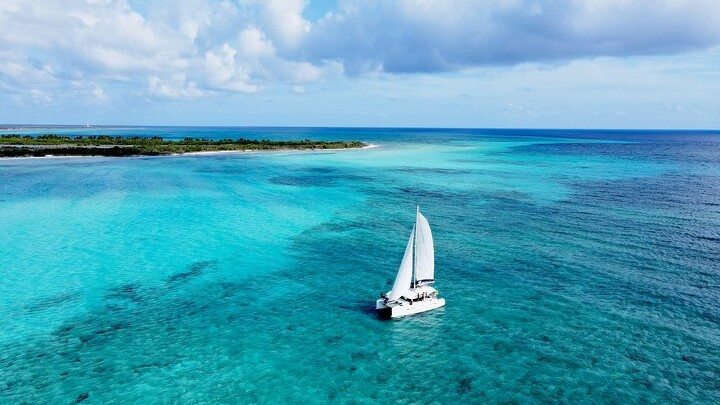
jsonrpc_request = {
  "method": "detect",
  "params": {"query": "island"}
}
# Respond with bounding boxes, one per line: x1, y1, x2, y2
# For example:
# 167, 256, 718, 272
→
0, 135, 367, 157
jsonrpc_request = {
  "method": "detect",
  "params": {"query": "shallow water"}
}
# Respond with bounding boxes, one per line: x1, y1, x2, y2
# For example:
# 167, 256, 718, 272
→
1, 128, 719, 403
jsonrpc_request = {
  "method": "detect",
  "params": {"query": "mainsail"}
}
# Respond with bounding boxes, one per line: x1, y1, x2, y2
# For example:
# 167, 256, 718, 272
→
414, 210, 435, 284
389, 226, 415, 301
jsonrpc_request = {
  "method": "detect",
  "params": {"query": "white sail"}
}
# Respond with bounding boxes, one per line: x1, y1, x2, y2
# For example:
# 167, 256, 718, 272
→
388, 226, 415, 301
414, 210, 434, 284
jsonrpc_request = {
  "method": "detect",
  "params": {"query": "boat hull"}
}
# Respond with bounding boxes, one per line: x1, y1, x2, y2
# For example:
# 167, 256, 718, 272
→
376, 297, 446, 319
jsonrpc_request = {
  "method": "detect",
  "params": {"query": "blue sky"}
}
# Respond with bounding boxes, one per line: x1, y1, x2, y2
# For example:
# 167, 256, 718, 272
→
1, 0, 719, 129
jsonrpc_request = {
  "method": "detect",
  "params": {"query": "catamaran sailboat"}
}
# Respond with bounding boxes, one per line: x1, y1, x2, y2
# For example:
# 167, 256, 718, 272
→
376, 207, 445, 318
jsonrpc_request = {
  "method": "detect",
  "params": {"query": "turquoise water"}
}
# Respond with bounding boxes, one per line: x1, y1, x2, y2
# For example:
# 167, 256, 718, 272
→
1, 128, 719, 403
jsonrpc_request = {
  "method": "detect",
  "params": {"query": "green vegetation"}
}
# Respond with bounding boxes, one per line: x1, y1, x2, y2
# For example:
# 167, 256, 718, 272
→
0, 134, 366, 157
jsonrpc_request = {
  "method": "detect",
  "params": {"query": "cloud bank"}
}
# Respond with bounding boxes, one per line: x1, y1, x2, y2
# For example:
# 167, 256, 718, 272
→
1, 0, 719, 103
308, 0, 720, 73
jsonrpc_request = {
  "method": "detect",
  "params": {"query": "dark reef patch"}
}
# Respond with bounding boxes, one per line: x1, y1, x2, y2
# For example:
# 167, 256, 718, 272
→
24, 292, 79, 314
166, 260, 216, 286
72, 392, 89, 404
392, 167, 472, 175
103, 283, 148, 311
104, 283, 143, 301
269, 166, 374, 188
269, 173, 370, 188
457, 376, 474, 394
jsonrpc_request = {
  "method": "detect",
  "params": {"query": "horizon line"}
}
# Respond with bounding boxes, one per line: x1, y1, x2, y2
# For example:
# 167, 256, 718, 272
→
2, 124, 719, 132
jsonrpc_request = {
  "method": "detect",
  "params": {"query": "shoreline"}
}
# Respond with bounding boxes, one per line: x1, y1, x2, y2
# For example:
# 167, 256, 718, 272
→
0, 143, 379, 160
0, 135, 369, 158
181, 143, 379, 155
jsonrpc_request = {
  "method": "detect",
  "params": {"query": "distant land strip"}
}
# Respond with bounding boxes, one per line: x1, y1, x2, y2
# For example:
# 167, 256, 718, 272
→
0, 135, 367, 157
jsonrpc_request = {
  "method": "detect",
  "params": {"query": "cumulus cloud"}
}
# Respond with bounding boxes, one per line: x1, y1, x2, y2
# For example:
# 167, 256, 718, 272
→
148, 74, 204, 99
0, 0, 188, 74
204, 43, 259, 93
0, 0, 334, 102
240, 0, 311, 49
91, 85, 108, 102
29, 89, 52, 104
0, 0, 718, 104
0, 52, 59, 106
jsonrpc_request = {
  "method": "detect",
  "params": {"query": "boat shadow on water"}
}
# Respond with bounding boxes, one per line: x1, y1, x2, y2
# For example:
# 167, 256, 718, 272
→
376, 303, 447, 321
337, 299, 377, 316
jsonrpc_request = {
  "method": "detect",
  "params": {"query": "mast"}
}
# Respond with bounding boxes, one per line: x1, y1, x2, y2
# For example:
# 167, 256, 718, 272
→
413, 206, 419, 289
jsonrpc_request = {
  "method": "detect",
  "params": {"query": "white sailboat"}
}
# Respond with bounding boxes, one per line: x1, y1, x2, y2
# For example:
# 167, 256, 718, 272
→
376, 207, 446, 318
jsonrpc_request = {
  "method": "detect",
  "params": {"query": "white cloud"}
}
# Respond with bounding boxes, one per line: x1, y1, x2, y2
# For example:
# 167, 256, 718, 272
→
241, 0, 311, 49
204, 44, 259, 93
29, 89, 52, 104
1, 0, 719, 114
237, 27, 275, 58
269, 59, 343, 83
0, 52, 59, 107
148, 74, 204, 99
306, 0, 720, 73
91, 85, 109, 102
0, 1, 188, 74
0, 0, 331, 103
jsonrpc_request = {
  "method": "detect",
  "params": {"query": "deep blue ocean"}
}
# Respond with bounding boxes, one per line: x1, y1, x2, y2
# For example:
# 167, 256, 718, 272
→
1, 126, 718, 403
